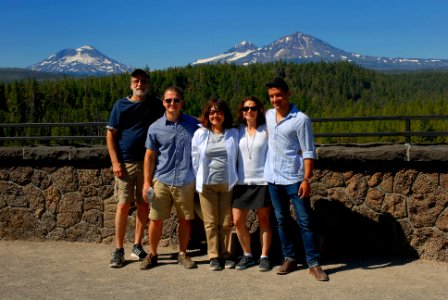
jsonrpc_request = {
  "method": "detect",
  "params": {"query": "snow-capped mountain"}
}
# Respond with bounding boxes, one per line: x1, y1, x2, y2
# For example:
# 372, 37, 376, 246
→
193, 41, 260, 65
192, 32, 448, 70
28, 45, 133, 76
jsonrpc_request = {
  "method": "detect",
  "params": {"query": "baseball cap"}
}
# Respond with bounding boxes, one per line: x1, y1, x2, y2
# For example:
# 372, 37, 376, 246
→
131, 68, 150, 79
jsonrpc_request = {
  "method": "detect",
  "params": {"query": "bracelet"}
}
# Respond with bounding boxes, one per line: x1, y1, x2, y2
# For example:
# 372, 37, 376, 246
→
303, 178, 310, 182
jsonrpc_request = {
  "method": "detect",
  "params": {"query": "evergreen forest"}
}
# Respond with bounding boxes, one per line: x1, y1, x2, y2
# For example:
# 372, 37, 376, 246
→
0, 62, 447, 145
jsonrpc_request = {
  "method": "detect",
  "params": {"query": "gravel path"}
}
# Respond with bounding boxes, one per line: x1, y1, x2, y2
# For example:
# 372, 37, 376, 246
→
1, 240, 447, 300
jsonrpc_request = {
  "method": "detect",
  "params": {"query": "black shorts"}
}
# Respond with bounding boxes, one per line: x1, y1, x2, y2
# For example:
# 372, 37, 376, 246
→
232, 185, 271, 209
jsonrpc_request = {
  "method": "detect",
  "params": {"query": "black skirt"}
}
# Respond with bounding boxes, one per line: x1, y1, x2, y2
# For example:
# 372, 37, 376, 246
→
232, 185, 271, 209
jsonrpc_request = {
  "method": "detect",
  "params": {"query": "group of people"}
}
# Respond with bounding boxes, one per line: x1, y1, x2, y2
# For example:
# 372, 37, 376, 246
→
106, 69, 329, 282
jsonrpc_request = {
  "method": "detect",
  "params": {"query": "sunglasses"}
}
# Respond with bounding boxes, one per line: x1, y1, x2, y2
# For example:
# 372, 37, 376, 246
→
164, 98, 182, 104
242, 106, 258, 112
209, 110, 224, 116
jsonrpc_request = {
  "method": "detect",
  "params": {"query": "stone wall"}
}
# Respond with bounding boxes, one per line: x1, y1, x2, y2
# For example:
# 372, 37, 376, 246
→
0, 145, 446, 262
312, 144, 447, 262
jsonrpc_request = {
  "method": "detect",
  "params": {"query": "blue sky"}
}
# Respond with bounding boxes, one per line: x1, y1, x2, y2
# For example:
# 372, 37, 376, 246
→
1, 0, 447, 70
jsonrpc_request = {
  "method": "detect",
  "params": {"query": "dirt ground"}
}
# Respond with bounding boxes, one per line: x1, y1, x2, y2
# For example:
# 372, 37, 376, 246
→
0, 240, 447, 300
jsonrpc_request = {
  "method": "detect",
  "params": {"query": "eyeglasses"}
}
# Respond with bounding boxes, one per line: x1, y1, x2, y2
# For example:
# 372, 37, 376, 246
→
131, 79, 148, 84
242, 106, 258, 112
164, 98, 182, 104
209, 110, 224, 116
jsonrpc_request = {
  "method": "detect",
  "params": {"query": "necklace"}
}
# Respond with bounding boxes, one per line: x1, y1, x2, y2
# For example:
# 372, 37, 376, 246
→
246, 128, 256, 159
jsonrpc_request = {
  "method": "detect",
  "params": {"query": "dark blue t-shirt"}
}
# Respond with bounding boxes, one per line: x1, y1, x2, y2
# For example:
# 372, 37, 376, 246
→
107, 96, 164, 162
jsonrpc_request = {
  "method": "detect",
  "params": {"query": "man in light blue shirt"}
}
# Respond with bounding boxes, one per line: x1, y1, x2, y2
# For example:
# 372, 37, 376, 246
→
140, 86, 199, 270
264, 77, 328, 281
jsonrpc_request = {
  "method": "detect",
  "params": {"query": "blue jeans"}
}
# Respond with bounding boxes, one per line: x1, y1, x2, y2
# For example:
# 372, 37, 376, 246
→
268, 182, 320, 268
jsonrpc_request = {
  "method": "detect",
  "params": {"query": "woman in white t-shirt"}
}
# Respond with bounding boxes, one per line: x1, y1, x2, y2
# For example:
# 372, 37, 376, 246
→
232, 96, 272, 272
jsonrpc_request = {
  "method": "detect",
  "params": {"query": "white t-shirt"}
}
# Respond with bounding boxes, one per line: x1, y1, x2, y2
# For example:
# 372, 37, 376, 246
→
237, 124, 268, 185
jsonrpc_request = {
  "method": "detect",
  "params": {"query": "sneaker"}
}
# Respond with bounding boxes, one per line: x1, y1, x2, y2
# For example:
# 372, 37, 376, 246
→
209, 258, 222, 271
131, 244, 147, 260
259, 257, 271, 272
109, 248, 125, 268
140, 253, 158, 270
178, 254, 198, 269
224, 259, 236, 269
236, 255, 256, 270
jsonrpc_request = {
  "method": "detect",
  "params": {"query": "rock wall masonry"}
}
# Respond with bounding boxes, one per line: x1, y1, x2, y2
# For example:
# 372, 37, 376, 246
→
0, 145, 447, 262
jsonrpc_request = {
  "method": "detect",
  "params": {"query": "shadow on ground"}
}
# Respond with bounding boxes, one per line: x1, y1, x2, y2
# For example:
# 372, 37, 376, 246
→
188, 196, 419, 274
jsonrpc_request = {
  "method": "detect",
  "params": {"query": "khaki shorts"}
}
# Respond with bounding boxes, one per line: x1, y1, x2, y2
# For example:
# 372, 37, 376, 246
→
114, 161, 144, 204
149, 179, 195, 221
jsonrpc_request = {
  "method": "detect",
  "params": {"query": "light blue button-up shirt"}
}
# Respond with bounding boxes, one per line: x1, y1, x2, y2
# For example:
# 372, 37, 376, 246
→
145, 113, 199, 186
264, 104, 315, 185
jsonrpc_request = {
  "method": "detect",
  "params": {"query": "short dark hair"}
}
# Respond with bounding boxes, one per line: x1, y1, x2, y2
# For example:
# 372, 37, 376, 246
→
164, 86, 184, 99
265, 77, 289, 93
200, 98, 233, 130
131, 68, 150, 79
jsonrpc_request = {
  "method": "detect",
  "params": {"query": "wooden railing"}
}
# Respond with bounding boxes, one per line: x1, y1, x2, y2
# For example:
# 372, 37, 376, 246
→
1, 116, 448, 145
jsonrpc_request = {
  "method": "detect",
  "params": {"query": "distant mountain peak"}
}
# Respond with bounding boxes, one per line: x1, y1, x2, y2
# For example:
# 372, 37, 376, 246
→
225, 41, 259, 54
28, 45, 133, 76
77, 45, 95, 51
192, 31, 448, 70
192, 41, 259, 66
